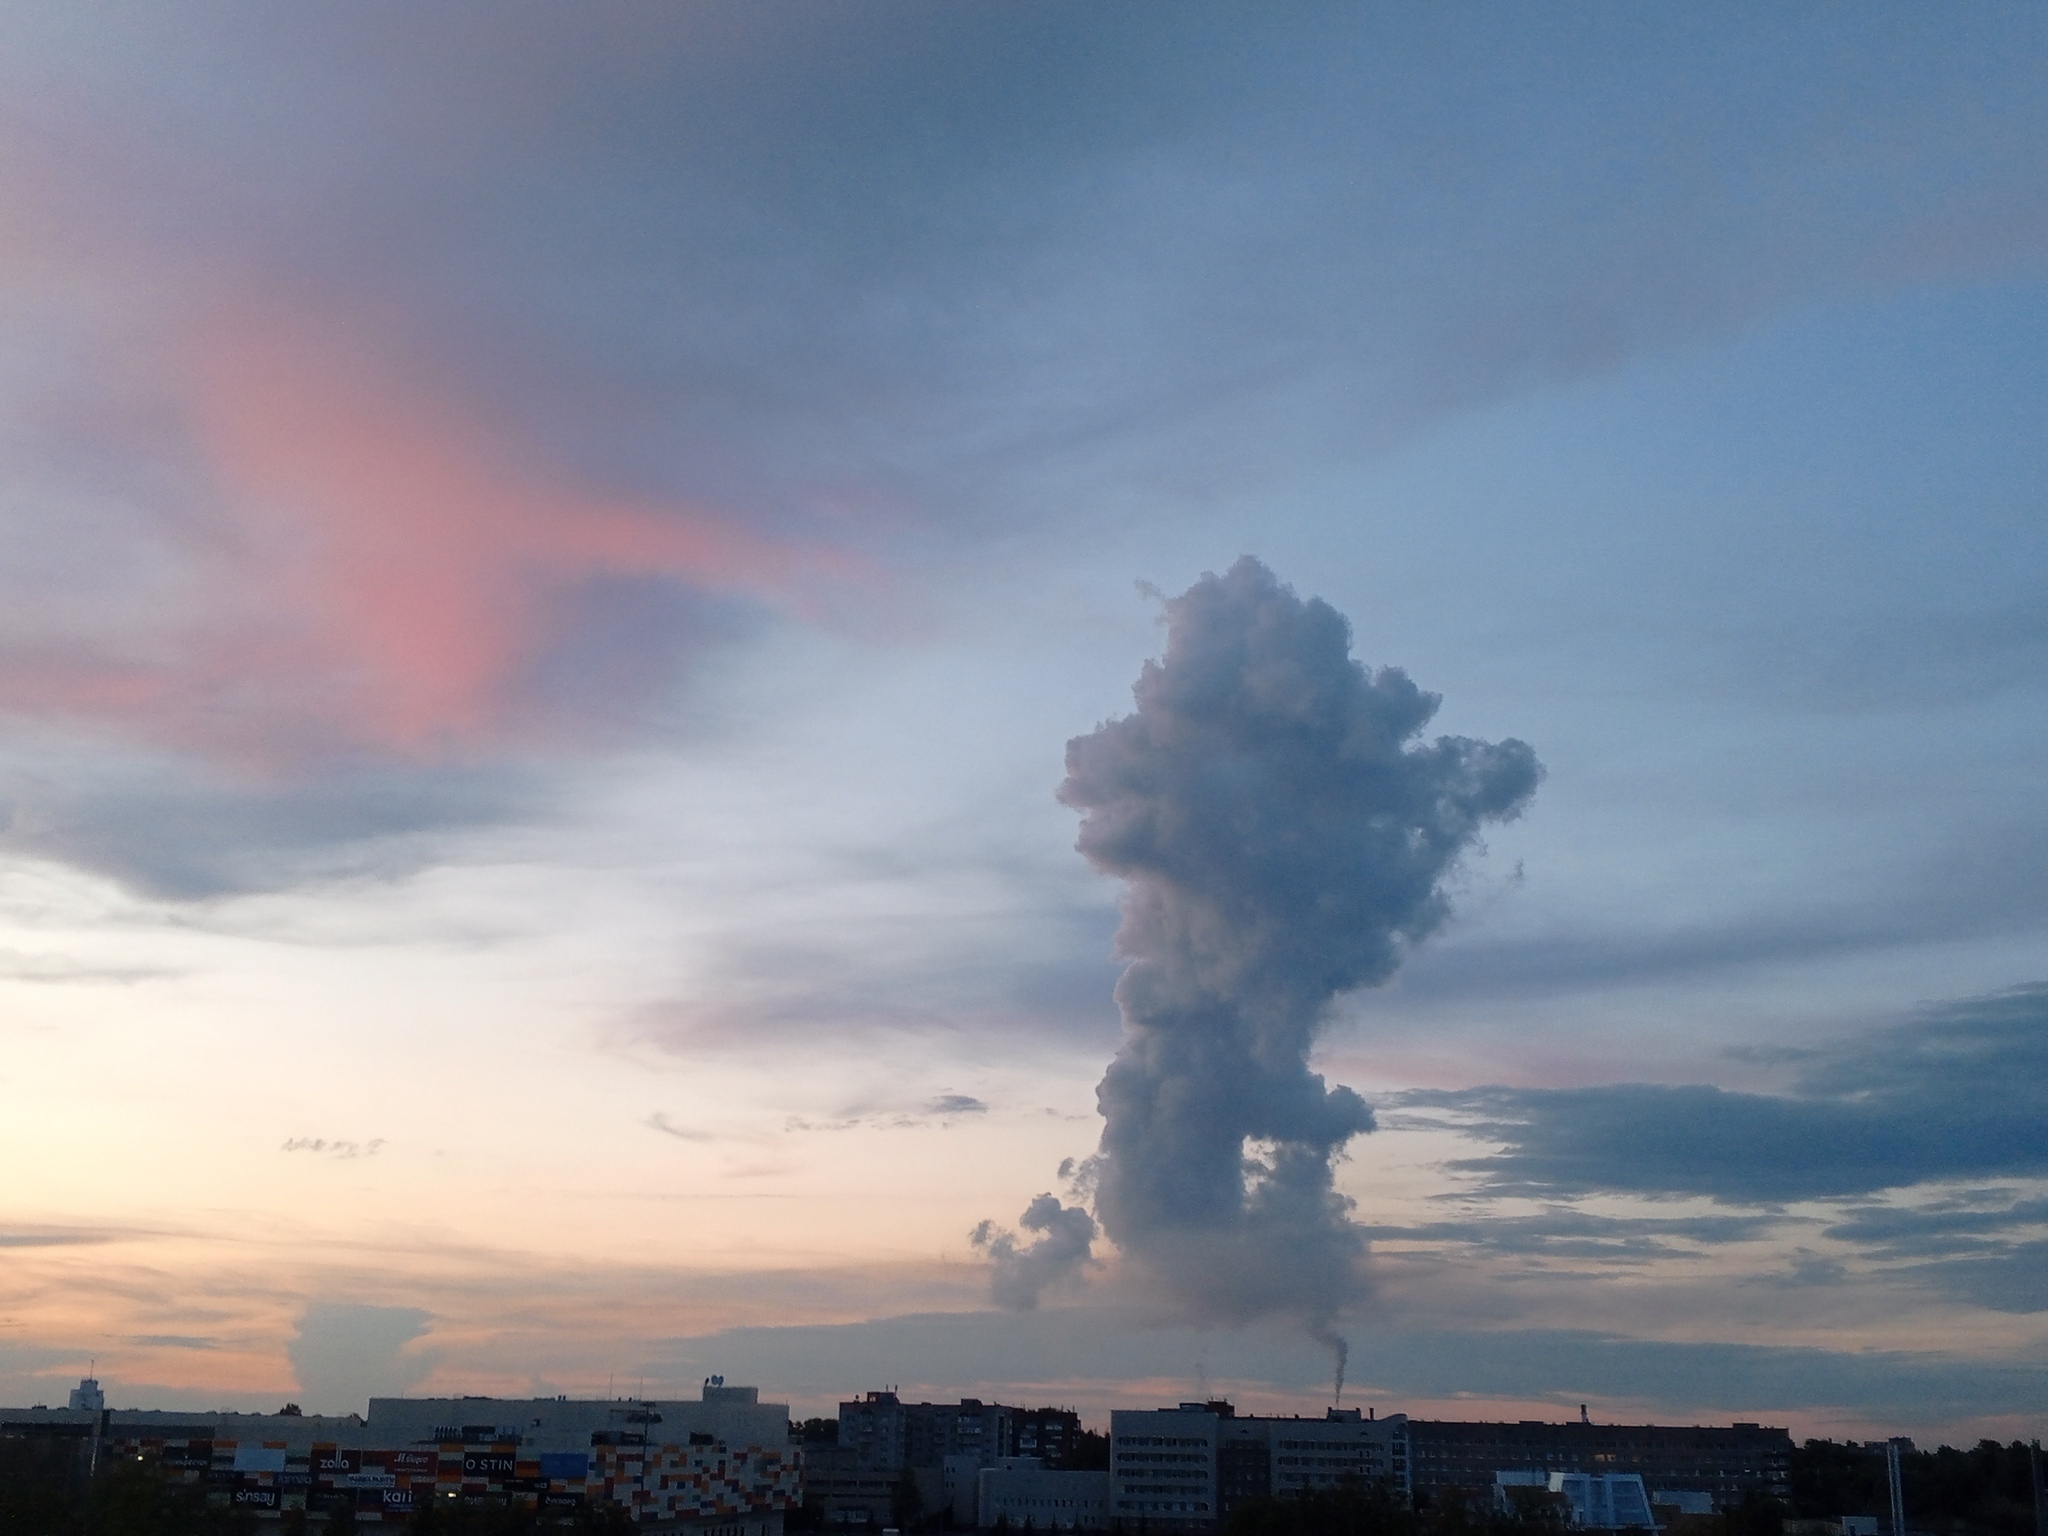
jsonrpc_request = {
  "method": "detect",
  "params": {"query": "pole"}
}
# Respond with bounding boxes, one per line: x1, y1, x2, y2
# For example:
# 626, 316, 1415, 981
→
2029, 1440, 2043, 1536
1886, 1441, 1904, 1536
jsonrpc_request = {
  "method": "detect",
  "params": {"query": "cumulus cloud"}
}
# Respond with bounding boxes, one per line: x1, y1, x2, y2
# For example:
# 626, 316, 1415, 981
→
971, 1194, 1100, 1311
981, 558, 1538, 1348
286, 1303, 432, 1418
1400, 984, 2048, 1204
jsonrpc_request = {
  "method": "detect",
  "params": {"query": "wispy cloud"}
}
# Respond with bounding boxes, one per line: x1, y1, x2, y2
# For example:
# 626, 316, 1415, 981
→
0, 1225, 125, 1248
281, 1137, 384, 1159
645, 1112, 716, 1143
1391, 985, 2048, 1203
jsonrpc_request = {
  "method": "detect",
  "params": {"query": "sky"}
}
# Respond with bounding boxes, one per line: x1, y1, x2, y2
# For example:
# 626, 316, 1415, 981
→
1, 2, 2046, 1446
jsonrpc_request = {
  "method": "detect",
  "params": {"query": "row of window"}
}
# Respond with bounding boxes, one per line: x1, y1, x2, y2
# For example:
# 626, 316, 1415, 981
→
1274, 1439, 1401, 1451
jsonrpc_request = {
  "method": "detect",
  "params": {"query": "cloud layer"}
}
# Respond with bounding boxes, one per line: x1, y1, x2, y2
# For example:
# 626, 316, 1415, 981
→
1401, 985, 2048, 1203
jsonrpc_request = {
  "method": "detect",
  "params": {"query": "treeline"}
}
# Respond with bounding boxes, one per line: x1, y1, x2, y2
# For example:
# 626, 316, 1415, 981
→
0, 1444, 635, 1536
5, 1434, 2041, 1536
1217, 1441, 2045, 1536
1792, 1440, 2042, 1536
1221, 1480, 1787, 1536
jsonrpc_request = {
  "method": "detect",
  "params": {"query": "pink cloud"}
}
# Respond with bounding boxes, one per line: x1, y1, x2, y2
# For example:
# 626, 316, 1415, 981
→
2, 303, 859, 766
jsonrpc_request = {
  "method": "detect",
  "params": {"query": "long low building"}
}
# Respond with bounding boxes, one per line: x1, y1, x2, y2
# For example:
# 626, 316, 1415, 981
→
1406, 1417, 1793, 1511
1110, 1401, 1409, 1528
1, 1379, 799, 1531
1107, 1402, 1793, 1529
977, 1464, 1115, 1530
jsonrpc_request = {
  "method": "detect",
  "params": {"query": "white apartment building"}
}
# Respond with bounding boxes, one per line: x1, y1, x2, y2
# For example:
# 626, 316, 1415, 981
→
1110, 1402, 1409, 1528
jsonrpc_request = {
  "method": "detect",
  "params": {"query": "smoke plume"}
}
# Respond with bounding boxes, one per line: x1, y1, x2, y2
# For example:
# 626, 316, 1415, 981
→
971, 1194, 1099, 1310
1052, 556, 1540, 1341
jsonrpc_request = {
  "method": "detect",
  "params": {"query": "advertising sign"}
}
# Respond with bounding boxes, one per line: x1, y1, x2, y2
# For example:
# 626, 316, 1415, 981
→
365, 1449, 439, 1475
231, 1487, 281, 1510
463, 1451, 517, 1479
315, 1448, 362, 1476
233, 1446, 289, 1473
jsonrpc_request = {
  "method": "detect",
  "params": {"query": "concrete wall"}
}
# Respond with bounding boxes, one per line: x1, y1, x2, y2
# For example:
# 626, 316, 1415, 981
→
978, 1467, 1115, 1531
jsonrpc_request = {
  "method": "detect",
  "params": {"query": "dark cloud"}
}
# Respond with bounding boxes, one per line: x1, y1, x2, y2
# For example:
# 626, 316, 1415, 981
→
1816, 1192, 2048, 1313
925, 1095, 987, 1116
970, 1195, 1099, 1311
0, 756, 543, 899
1008, 559, 1538, 1343
1823, 1196, 2048, 1260
645, 1304, 2048, 1427
1363, 1211, 1787, 1265
127, 1335, 218, 1350
1397, 985, 2048, 1203
1902, 1240, 2048, 1315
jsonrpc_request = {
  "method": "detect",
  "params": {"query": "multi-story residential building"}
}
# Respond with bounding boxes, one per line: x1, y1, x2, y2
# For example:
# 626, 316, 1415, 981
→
1407, 1418, 1793, 1512
1012, 1407, 1087, 1467
1, 1378, 798, 1531
1109, 1401, 1409, 1528
834, 1393, 1073, 1474
822, 1392, 1080, 1526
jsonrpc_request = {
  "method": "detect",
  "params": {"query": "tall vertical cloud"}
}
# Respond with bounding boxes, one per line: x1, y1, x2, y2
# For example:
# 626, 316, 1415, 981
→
1028, 557, 1539, 1349
286, 1302, 432, 1418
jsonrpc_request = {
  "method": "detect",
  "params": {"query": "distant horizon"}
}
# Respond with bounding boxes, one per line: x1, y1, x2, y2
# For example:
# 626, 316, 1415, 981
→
1, 4, 2044, 1453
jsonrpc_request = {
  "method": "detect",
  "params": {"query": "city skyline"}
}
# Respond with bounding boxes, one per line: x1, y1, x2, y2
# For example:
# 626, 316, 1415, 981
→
1, 5, 2046, 1445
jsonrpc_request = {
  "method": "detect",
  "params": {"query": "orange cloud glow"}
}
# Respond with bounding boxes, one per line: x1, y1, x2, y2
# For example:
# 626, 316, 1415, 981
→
3, 303, 857, 766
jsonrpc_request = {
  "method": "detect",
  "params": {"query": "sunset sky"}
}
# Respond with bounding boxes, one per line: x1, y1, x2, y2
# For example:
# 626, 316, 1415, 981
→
2, 4, 2047, 1444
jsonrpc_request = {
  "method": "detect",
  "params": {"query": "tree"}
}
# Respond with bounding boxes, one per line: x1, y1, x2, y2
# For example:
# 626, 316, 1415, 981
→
1228, 1478, 1417, 1536
892, 1472, 926, 1532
